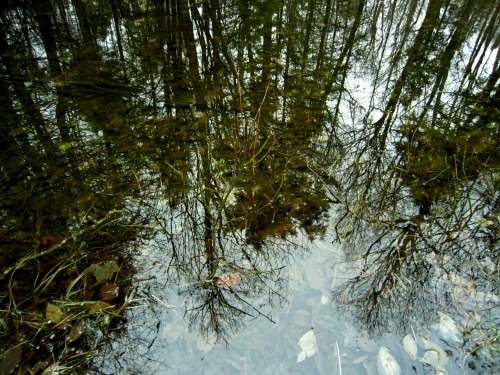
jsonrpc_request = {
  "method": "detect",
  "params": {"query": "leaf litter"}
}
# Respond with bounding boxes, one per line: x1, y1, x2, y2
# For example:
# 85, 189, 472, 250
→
89, 260, 120, 283
377, 347, 401, 375
297, 330, 318, 363
434, 311, 462, 343
212, 271, 244, 287
402, 334, 418, 360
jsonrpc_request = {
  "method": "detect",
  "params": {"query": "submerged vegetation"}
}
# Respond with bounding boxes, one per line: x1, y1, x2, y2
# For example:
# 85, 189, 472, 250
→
0, 0, 499, 373
0, 207, 143, 373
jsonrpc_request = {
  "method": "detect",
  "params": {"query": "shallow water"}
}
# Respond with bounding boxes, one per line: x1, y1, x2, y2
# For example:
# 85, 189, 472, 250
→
92, 226, 486, 375
1, 1, 498, 373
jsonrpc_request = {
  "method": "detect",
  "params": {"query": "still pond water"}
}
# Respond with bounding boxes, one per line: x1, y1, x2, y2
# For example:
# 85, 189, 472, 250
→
0, 0, 498, 374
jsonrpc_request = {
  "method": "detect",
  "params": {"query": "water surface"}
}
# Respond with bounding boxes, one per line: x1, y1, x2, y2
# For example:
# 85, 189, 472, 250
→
0, 0, 498, 374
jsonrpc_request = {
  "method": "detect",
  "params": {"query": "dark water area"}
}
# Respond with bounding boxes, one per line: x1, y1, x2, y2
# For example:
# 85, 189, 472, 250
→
0, 0, 499, 374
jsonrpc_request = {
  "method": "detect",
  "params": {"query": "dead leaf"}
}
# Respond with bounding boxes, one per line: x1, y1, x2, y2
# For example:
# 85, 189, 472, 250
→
213, 272, 244, 287
436, 311, 462, 342
89, 261, 120, 283
420, 337, 448, 367
377, 347, 400, 375
46, 303, 64, 324
99, 284, 120, 301
297, 330, 318, 363
67, 320, 85, 343
402, 334, 418, 360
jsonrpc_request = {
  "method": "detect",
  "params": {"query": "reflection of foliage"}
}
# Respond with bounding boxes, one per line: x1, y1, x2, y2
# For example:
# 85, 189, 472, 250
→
334, 220, 437, 333
334, 164, 499, 361
329, 3, 499, 363
224, 141, 331, 248
183, 265, 286, 347
396, 116, 500, 214
187, 286, 251, 346
335, 188, 498, 332
1, 0, 498, 371
149, 204, 290, 346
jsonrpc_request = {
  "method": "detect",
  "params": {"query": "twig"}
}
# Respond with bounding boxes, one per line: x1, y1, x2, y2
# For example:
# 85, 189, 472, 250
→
336, 340, 342, 375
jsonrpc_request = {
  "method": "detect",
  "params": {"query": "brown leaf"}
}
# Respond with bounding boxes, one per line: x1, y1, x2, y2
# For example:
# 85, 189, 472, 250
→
213, 272, 244, 287
67, 320, 85, 343
46, 303, 64, 324
99, 284, 120, 301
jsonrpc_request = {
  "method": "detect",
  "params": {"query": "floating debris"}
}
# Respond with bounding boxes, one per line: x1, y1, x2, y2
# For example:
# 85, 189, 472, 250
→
402, 334, 418, 360
297, 330, 318, 363
435, 312, 462, 343
89, 302, 112, 315
420, 337, 448, 368
213, 272, 244, 287
377, 347, 401, 375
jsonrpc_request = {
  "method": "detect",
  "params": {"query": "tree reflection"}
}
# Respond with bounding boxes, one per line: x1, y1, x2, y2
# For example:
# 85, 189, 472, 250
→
1, 0, 498, 372
139, 103, 330, 346
330, 0, 499, 355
